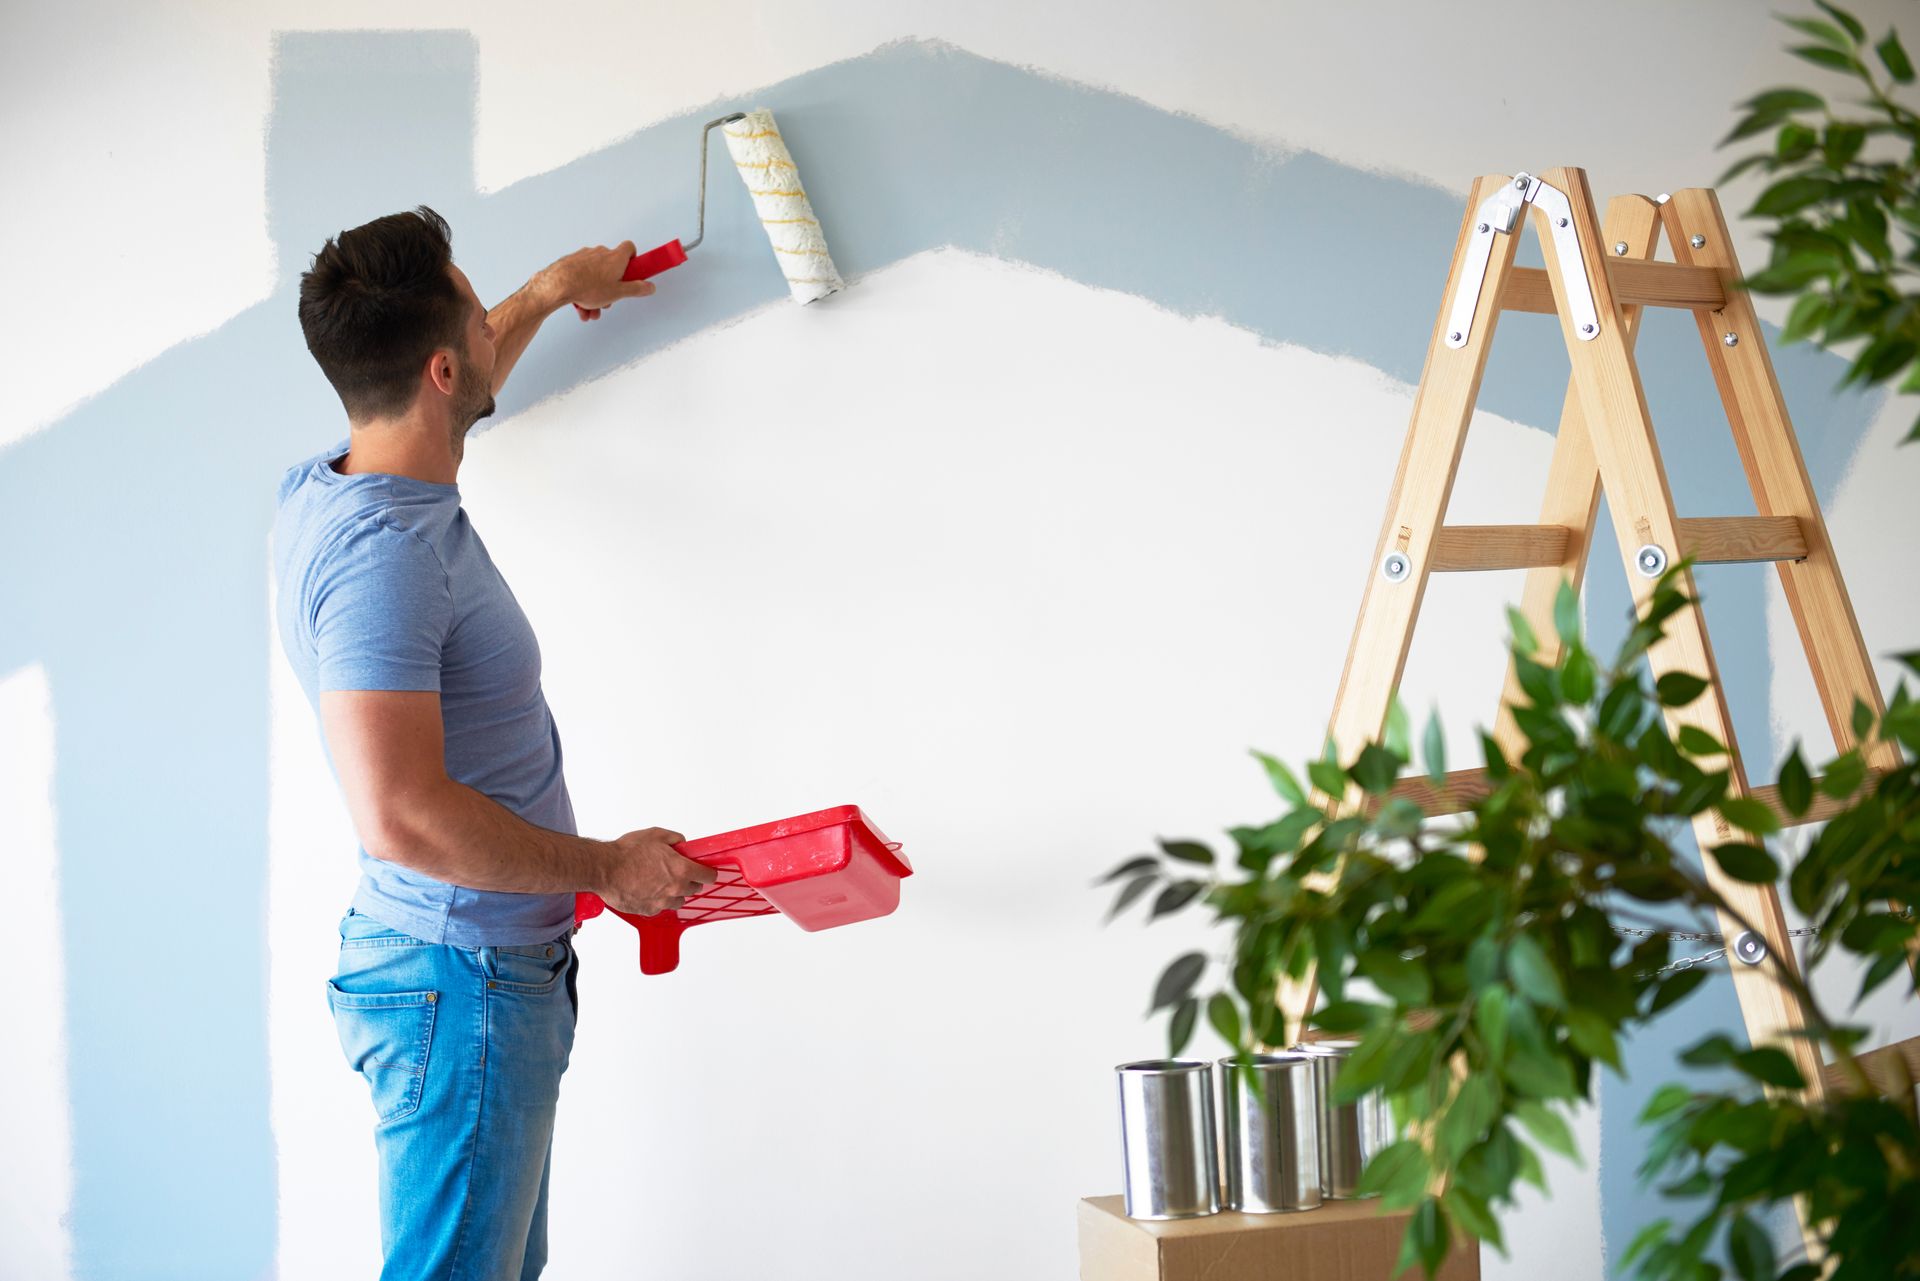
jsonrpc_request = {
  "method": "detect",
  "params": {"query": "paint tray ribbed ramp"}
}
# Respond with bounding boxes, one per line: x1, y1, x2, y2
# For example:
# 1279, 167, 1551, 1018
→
574, 805, 910, 974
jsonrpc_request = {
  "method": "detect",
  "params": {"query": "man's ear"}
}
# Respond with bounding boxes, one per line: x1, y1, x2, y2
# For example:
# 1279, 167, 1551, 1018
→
426, 350, 457, 398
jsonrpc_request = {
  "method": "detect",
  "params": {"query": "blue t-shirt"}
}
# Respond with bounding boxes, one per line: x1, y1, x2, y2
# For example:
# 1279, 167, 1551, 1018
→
272, 441, 576, 946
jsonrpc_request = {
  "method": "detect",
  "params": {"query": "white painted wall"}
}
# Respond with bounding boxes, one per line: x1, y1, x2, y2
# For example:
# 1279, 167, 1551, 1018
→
8, 2, 1920, 1278
0, 665, 74, 1281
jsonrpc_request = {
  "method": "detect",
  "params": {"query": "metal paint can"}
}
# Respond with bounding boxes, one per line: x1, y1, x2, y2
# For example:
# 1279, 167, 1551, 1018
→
1296, 1040, 1394, 1198
1115, 1059, 1220, 1219
1217, 1053, 1323, 1212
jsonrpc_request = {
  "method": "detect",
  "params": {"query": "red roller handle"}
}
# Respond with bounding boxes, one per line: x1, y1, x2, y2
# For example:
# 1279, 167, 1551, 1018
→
573, 239, 688, 319
625, 239, 688, 280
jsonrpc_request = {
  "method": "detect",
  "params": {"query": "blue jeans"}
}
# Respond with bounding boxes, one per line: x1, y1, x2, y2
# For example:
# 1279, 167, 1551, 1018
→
327, 908, 579, 1281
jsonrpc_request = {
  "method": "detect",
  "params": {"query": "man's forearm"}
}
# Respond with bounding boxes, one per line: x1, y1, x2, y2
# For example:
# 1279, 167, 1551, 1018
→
370, 776, 612, 895
486, 274, 563, 397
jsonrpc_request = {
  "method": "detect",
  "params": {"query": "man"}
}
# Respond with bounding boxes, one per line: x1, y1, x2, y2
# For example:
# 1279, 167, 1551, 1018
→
274, 206, 716, 1280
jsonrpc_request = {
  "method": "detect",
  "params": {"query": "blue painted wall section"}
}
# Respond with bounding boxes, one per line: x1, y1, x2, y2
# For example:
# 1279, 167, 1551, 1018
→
0, 30, 1881, 1277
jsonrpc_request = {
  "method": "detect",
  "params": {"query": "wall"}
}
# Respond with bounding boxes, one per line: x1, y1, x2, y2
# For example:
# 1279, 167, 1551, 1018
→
3, 3, 1918, 1278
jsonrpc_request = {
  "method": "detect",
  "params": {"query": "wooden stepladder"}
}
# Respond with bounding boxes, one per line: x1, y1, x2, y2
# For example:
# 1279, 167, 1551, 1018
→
1291, 168, 1913, 1244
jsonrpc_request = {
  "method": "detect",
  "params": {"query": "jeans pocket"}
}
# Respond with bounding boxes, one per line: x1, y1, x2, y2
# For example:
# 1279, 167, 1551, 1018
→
484, 935, 572, 994
326, 981, 438, 1123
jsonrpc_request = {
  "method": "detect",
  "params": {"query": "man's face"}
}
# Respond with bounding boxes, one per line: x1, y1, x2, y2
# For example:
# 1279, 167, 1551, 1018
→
448, 264, 496, 432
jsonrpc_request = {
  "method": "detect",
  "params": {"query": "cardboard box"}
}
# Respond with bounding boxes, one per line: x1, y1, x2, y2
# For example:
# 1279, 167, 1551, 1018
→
1078, 1195, 1481, 1281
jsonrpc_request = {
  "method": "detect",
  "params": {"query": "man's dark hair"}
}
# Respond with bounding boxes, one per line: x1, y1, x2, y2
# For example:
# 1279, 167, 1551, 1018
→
298, 206, 469, 421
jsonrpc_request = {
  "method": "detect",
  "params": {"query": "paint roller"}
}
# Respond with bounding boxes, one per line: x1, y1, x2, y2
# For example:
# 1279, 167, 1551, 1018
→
618, 109, 843, 304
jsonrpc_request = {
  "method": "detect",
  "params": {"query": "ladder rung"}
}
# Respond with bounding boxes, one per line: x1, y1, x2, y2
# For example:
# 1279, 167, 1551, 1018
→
1677, 515, 1808, 564
1381, 768, 1493, 816
1432, 524, 1571, 571
1750, 770, 1879, 828
1822, 1033, 1920, 1095
1502, 261, 1728, 314
1390, 771, 1868, 826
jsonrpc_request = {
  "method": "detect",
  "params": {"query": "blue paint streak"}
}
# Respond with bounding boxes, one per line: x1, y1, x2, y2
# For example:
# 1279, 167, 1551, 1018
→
0, 30, 1883, 1276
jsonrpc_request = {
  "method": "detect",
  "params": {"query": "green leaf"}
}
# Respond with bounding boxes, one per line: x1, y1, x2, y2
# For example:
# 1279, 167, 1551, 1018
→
1679, 1033, 1739, 1067
1385, 698, 1413, 760
1311, 999, 1379, 1034
1732, 1046, 1806, 1089
1655, 672, 1710, 707
1168, 997, 1199, 1056
1598, 681, 1645, 740
1648, 967, 1710, 1015
1777, 746, 1813, 816
1357, 1139, 1430, 1204
1640, 1083, 1693, 1122
1467, 934, 1502, 991
1513, 1100, 1581, 1162
1552, 579, 1581, 646
1475, 987, 1511, 1060
1878, 28, 1915, 81
1814, 0, 1866, 42
1308, 758, 1348, 799
1728, 1212, 1776, 1281
1711, 841, 1781, 883
1717, 796, 1782, 837
1358, 949, 1433, 1007
1858, 948, 1908, 1003
1819, 750, 1867, 798
1564, 1007, 1622, 1070
1351, 743, 1403, 796
1158, 838, 1214, 865
1393, 1197, 1450, 1279
1149, 880, 1207, 921
1739, 86, 1829, 113
1507, 606, 1540, 655
1778, 16, 1852, 49
1106, 873, 1158, 922
1097, 854, 1158, 884
1439, 1074, 1501, 1161
1780, 293, 1830, 345
1442, 1185, 1503, 1251
1789, 43, 1864, 75
1503, 1045, 1577, 1099
1751, 174, 1838, 218
1512, 1138, 1546, 1192
1562, 647, 1597, 706
1251, 749, 1308, 806
1422, 709, 1446, 786
1851, 696, 1876, 741
1676, 724, 1725, 757
1619, 1218, 1674, 1271
1207, 993, 1242, 1049
1507, 934, 1566, 1008
1151, 951, 1207, 1012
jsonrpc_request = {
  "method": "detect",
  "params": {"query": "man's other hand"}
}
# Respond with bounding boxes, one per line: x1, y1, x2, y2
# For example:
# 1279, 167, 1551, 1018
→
599, 827, 718, 916
536, 241, 658, 321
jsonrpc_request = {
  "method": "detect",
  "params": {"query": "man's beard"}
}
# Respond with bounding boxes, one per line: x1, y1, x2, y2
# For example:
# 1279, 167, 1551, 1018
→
448, 355, 495, 458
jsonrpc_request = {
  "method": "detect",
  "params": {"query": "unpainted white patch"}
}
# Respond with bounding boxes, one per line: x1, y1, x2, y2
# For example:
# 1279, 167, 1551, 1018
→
265, 562, 384, 1279
0, 664, 75, 1280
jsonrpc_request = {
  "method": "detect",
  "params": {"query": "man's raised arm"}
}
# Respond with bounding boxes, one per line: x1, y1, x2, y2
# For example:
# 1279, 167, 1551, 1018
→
485, 243, 656, 396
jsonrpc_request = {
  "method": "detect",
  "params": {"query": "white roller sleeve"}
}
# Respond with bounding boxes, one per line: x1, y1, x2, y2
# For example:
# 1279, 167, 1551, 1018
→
723, 109, 844, 304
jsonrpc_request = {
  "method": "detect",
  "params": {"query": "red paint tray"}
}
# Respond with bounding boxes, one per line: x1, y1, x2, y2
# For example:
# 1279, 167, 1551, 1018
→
573, 804, 910, 974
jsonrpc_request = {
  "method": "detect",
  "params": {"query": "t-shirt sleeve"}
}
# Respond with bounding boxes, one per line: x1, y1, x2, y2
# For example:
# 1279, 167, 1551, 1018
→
310, 520, 453, 693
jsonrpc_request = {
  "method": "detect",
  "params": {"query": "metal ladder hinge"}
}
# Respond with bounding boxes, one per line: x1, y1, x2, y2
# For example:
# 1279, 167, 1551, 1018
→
1445, 172, 1599, 351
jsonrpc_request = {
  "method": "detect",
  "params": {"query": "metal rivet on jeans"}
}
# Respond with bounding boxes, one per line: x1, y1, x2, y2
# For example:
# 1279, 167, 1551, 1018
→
546, 947, 554, 957
487, 981, 497, 989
